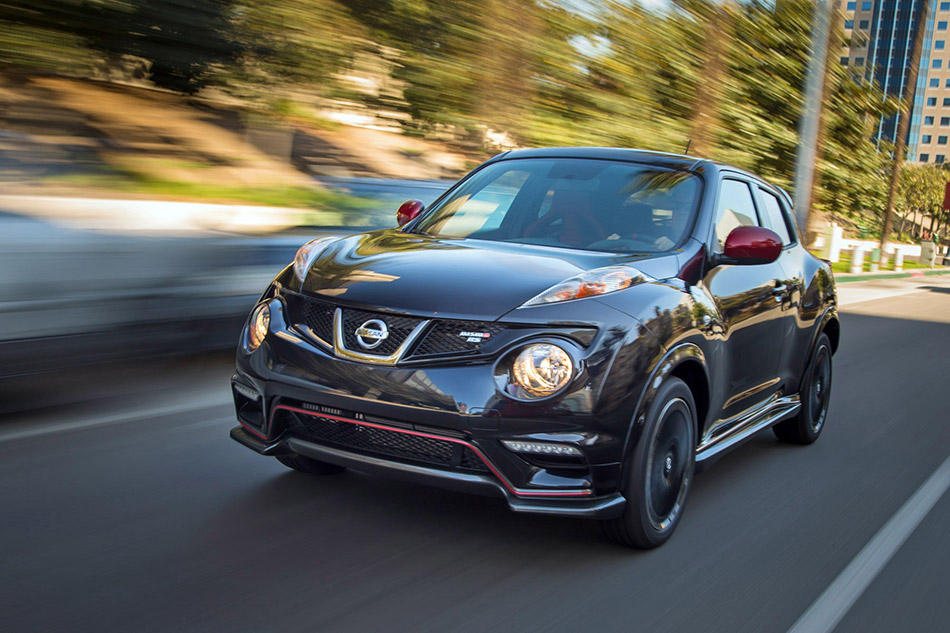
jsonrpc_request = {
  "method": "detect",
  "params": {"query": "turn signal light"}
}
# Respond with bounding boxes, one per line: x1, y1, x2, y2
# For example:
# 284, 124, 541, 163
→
293, 237, 338, 283
502, 440, 582, 456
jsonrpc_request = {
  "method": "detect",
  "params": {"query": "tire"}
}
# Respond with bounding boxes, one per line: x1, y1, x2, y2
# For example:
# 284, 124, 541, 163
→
773, 332, 833, 445
276, 454, 346, 475
604, 377, 696, 549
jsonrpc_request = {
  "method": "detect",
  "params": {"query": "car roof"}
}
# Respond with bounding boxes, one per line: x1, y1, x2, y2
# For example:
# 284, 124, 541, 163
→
493, 147, 767, 185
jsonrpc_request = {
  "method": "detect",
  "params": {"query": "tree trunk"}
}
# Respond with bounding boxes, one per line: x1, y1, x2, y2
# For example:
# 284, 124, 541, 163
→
475, 0, 538, 144
687, 6, 734, 158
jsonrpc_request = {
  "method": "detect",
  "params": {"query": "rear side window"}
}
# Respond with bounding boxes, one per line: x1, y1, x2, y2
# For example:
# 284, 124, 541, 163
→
713, 179, 759, 251
758, 188, 793, 245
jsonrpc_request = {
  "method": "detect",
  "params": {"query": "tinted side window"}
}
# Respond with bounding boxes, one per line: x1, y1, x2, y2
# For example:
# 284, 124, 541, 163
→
758, 188, 792, 245
713, 179, 759, 251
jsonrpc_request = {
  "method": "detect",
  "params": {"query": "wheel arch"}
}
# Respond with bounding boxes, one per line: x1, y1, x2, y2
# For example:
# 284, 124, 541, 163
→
804, 307, 839, 372
821, 313, 840, 354
623, 342, 709, 458
670, 359, 709, 446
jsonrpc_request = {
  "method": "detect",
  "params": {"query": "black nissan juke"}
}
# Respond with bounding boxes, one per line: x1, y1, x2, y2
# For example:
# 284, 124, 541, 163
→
230, 147, 838, 548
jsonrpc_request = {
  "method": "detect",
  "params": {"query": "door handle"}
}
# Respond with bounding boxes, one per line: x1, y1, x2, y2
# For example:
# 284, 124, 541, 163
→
772, 284, 787, 301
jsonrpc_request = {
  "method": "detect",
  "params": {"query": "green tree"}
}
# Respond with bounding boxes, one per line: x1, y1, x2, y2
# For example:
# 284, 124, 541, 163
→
228, 0, 366, 102
356, 0, 543, 142
103, 0, 236, 94
895, 164, 943, 239
523, 2, 602, 146
0, 0, 237, 93
0, 0, 97, 74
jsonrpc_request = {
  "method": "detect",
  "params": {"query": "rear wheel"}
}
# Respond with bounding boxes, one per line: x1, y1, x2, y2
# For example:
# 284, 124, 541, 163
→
276, 454, 345, 475
604, 377, 696, 549
773, 332, 833, 445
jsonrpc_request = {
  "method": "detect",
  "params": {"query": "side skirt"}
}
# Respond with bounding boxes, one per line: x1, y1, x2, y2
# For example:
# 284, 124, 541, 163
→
695, 394, 801, 463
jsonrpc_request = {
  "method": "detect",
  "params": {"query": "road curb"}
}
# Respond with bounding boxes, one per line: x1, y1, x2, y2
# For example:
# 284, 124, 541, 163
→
835, 269, 950, 283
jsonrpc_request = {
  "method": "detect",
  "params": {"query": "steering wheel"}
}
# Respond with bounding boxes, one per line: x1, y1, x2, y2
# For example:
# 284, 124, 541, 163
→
525, 214, 607, 248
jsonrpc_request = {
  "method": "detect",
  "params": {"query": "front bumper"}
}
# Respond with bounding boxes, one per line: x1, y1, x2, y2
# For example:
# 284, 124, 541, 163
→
231, 424, 624, 518
229, 294, 644, 519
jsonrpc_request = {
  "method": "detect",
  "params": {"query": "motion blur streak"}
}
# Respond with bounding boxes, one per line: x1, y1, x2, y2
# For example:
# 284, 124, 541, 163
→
1, 0, 949, 630
0, 277, 948, 633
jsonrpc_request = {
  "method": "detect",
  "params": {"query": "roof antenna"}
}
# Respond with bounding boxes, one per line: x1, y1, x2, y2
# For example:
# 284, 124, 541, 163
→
684, 139, 692, 155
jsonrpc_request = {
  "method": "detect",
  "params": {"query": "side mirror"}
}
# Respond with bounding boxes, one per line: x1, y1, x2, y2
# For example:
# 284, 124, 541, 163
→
396, 199, 425, 227
720, 226, 782, 265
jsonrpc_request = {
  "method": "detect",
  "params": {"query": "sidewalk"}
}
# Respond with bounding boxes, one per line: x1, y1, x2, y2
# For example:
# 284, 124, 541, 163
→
834, 267, 950, 283
837, 271, 950, 307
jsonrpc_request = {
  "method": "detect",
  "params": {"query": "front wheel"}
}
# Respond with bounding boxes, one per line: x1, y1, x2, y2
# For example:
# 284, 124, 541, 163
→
773, 332, 833, 445
604, 377, 696, 549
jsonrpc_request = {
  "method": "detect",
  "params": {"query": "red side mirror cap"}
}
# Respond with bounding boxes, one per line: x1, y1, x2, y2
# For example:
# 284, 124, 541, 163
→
722, 226, 782, 264
396, 200, 425, 227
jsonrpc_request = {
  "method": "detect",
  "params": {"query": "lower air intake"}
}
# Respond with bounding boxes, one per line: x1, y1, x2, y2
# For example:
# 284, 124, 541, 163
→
281, 409, 488, 473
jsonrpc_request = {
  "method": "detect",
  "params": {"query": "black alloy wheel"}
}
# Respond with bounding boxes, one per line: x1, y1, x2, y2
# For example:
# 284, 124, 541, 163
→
774, 332, 833, 445
604, 376, 696, 549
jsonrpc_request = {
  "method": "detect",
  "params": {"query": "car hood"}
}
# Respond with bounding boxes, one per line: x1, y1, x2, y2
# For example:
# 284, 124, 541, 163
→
298, 230, 675, 320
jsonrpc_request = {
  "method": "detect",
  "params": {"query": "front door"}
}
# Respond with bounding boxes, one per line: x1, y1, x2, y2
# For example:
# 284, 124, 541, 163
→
703, 177, 788, 425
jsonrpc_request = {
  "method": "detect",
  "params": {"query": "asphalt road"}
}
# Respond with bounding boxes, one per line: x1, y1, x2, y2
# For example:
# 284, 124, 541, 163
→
1, 276, 949, 633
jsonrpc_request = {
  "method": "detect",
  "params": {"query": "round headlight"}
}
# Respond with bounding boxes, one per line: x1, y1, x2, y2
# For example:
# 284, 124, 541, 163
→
245, 303, 270, 352
511, 343, 574, 397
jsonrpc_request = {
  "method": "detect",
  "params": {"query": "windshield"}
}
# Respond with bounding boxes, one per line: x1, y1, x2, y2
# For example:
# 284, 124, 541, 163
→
412, 158, 701, 253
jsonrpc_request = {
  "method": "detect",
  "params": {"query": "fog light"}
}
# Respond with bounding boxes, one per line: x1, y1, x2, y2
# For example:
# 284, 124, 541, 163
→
502, 440, 582, 457
511, 343, 573, 397
245, 303, 270, 352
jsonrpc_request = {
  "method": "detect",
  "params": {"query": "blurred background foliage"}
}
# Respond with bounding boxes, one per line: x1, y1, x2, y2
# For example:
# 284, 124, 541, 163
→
2, 0, 947, 235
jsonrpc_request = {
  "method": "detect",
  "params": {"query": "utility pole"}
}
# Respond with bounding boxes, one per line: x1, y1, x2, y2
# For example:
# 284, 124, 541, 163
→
881, 0, 931, 252
793, 0, 833, 235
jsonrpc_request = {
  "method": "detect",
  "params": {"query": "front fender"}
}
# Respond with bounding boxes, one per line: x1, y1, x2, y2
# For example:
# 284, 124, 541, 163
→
622, 342, 708, 460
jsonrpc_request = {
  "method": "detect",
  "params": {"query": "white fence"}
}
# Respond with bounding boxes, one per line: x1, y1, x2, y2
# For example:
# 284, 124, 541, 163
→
812, 224, 924, 262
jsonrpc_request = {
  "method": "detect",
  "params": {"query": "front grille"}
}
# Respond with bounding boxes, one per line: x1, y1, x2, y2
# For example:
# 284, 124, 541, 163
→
281, 409, 488, 472
282, 292, 504, 362
340, 308, 425, 356
284, 292, 335, 343
410, 320, 506, 358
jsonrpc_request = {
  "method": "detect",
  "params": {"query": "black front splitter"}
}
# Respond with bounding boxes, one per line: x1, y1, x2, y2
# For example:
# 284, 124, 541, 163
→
230, 425, 625, 519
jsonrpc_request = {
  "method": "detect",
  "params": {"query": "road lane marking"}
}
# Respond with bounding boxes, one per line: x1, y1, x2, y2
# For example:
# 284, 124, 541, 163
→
0, 395, 232, 443
786, 455, 950, 633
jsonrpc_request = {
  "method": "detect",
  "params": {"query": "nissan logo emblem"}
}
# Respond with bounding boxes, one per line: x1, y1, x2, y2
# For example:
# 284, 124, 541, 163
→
355, 319, 389, 350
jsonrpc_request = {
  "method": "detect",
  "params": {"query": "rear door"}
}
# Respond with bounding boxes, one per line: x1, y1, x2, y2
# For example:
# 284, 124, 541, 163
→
703, 177, 788, 423
754, 184, 807, 387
